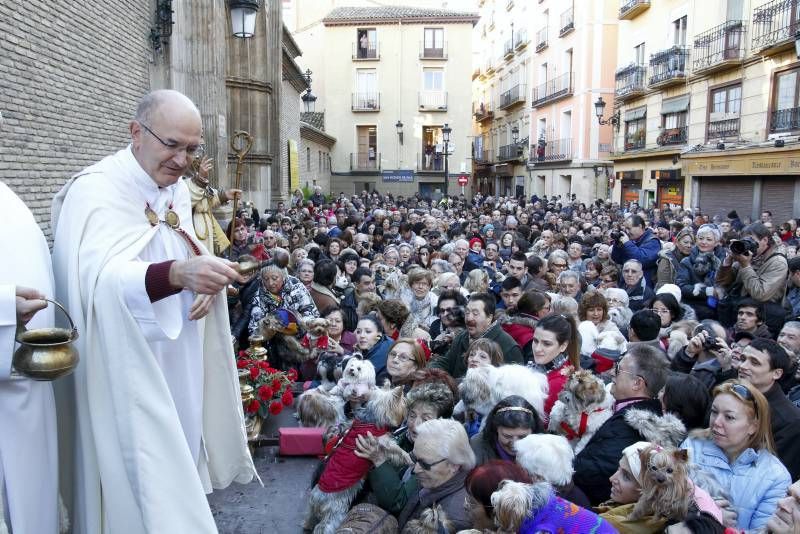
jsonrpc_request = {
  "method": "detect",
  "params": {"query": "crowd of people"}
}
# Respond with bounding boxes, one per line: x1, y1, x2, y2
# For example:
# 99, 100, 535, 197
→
5, 88, 800, 533
227, 182, 800, 533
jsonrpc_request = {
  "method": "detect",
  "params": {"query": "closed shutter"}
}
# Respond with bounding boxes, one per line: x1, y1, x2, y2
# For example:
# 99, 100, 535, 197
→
761, 177, 796, 222
698, 177, 754, 220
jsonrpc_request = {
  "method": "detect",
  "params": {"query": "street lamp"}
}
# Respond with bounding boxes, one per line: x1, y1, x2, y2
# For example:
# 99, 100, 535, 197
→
396, 120, 404, 145
442, 123, 452, 199
594, 96, 620, 130
229, 0, 261, 38
300, 69, 316, 112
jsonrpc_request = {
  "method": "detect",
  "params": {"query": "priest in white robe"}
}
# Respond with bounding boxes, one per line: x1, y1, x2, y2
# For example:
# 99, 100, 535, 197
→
51, 89, 256, 534
0, 181, 60, 533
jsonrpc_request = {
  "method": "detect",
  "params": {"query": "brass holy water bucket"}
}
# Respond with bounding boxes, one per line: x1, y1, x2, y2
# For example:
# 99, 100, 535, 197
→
13, 299, 79, 381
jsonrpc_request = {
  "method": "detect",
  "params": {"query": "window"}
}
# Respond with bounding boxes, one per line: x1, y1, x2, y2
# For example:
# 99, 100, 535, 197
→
634, 43, 646, 65
356, 28, 377, 59
356, 125, 378, 169
624, 108, 646, 150
673, 16, 687, 46
772, 68, 800, 132
355, 69, 378, 109
423, 68, 444, 91
423, 28, 445, 57
318, 150, 322, 170
306, 147, 311, 170
711, 84, 741, 116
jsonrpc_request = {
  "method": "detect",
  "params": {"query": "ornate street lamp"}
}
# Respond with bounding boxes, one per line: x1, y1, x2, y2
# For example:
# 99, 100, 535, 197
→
229, 0, 261, 38
594, 96, 620, 130
395, 120, 404, 145
442, 123, 452, 198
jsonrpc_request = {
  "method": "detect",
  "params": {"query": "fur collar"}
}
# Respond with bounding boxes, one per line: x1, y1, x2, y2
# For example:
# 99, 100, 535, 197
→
497, 312, 539, 329
624, 408, 687, 447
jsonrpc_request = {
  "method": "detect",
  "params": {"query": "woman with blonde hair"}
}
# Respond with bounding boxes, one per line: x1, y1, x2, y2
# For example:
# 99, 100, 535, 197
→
681, 380, 790, 530
464, 268, 490, 295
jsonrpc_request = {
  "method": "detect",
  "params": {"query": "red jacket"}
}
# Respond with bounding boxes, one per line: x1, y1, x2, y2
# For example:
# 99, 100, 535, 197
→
544, 362, 574, 417
317, 421, 388, 493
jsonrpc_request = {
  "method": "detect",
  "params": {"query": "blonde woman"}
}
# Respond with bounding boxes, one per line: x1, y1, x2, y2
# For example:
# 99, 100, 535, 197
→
464, 268, 490, 295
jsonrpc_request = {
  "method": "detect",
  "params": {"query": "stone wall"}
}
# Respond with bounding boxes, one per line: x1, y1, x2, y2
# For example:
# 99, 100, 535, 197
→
278, 79, 301, 202
0, 0, 152, 240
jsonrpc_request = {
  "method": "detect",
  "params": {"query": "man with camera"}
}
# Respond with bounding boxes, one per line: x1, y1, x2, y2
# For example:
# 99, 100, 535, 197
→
610, 215, 662, 286
670, 320, 738, 389
716, 222, 788, 336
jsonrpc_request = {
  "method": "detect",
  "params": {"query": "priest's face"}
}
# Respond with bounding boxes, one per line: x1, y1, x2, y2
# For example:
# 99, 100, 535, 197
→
131, 100, 203, 188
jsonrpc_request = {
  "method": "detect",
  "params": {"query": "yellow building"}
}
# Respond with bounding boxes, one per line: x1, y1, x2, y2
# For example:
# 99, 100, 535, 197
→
292, 6, 479, 198
610, 0, 800, 221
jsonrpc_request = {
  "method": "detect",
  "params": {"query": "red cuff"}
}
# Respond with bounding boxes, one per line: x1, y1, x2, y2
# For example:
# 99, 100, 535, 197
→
145, 261, 182, 303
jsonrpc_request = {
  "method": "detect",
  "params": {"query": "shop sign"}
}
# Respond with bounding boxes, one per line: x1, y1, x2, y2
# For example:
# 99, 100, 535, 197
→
688, 155, 800, 175
382, 170, 414, 182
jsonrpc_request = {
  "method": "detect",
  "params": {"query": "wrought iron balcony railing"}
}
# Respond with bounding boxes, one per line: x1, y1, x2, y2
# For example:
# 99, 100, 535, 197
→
615, 64, 647, 100
531, 72, 573, 108
619, 0, 650, 20
420, 41, 447, 59
498, 144, 523, 161
352, 42, 379, 60
350, 152, 380, 170
693, 21, 746, 73
514, 29, 529, 49
352, 92, 380, 111
531, 138, 573, 162
560, 8, 575, 36
753, 0, 800, 52
707, 117, 741, 139
536, 27, 548, 51
771, 107, 800, 132
473, 102, 494, 121
499, 84, 527, 109
656, 126, 688, 146
649, 47, 689, 87
419, 91, 448, 111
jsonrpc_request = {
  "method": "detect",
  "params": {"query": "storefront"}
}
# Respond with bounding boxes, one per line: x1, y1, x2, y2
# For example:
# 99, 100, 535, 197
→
683, 147, 800, 222
611, 153, 682, 209
618, 170, 643, 206
652, 169, 684, 208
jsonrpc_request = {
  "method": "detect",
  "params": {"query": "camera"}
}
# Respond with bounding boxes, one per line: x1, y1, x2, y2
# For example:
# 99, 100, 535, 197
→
609, 230, 623, 242
730, 237, 758, 256
696, 324, 722, 351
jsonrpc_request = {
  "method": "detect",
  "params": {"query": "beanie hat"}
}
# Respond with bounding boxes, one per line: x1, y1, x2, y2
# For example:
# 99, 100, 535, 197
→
621, 442, 652, 485
656, 283, 682, 303
469, 237, 484, 249
727, 210, 739, 220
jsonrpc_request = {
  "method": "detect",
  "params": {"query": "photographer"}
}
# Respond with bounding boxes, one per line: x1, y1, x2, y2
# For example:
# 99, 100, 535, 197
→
610, 215, 662, 287
428, 289, 467, 355
670, 320, 737, 390
716, 222, 788, 336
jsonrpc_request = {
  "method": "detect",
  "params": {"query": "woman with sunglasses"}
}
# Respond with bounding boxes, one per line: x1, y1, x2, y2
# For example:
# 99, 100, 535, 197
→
681, 380, 790, 530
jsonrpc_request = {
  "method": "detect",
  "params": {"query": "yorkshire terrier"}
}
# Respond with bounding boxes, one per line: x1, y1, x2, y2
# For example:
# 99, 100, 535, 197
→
303, 385, 408, 534
296, 388, 346, 430
301, 317, 336, 358
548, 369, 613, 454
628, 445, 692, 521
401, 504, 452, 534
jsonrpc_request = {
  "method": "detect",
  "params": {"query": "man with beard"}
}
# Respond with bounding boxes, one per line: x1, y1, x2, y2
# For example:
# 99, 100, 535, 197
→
429, 293, 522, 378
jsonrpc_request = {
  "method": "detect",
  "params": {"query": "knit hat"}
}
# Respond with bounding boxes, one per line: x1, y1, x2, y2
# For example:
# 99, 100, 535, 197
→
469, 237, 484, 250
482, 223, 495, 235
727, 210, 739, 220
621, 441, 652, 485
656, 283, 682, 303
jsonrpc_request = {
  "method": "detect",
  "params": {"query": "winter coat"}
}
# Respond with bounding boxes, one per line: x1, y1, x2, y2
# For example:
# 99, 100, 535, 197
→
519, 485, 617, 534
498, 312, 538, 363
656, 247, 688, 289
682, 435, 791, 531
675, 246, 726, 315
573, 400, 686, 505
366, 432, 416, 515
364, 336, 394, 384
623, 277, 655, 312
611, 229, 662, 286
597, 502, 667, 534
340, 288, 360, 333
309, 282, 340, 315
429, 322, 524, 379
764, 383, 800, 481
397, 468, 471, 531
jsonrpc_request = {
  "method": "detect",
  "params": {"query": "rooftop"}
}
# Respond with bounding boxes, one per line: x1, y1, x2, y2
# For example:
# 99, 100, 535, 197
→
323, 6, 479, 26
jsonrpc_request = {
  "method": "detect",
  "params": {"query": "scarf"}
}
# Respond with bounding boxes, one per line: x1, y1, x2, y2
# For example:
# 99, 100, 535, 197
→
409, 292, 433, 321
256, 284, 283, 313
529, 352, 568, 374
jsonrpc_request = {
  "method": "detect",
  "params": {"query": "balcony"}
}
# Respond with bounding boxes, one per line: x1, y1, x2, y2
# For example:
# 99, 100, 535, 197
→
352, 42, 379, 60
419, 91, 448, 111
656, 126, 688, 146
473, 102, 494, 122
350, 152, 380, 171
504, 39, 515, 59
560, 8, 575, 37
649, 47, 689, 88
771, 107, 800, 132
498, 84, 527, 110
420, 41, 448, 60
753, 0, 800, 54
485, 60, 496, 75
474, 149, 492, 164
693, 21, 747, 75
352, 92, 380, 111
418, 152, 445, 172
624, 132, 646, 151
619, 0, 650, 20
536, 27, 548, 52
531, 72, 573, 108
498, 144, 523, 161
514, 29, 529, 49
615, 64, 647, 100
531, 138, 573, 162
707, 117, 740, 140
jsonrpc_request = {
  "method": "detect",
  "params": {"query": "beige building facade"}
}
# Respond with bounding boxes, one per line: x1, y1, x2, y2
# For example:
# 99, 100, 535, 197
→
610, 0, 800, 222
291, 6, 479, 198
526, 0, 619, 203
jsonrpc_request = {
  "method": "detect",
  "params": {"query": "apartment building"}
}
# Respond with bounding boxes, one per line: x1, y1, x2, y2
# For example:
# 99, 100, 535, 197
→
305, 7, 479, 198
472, 0, 533, 198
611, 0, 800, 221
527, 0, 619, 203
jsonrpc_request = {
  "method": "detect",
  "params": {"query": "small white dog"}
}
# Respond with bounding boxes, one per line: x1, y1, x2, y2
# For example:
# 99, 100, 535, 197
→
328, 355, 376, 401
515, 434, 575, 489
455, 364, 548, 426
547, 369, 613, 454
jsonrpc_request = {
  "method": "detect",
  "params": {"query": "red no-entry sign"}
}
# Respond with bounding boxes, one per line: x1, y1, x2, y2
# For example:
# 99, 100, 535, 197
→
457, 175, 468, 186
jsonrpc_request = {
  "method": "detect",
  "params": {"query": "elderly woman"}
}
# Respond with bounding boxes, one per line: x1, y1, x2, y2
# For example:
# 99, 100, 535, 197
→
295, 258, 315, 290
471, 395, 544, 464
397, 419, 476, 531
675, 224, 726, 320
288, 247, 308, 274
681, 380, 791, 530
464, 268, 491, 295
247, 263, 319, 336
548, 249, 570, 280
355, 379, 457, 515
401, 268, 438, 329
656, 227, 695, 289
434, 272, 468, 299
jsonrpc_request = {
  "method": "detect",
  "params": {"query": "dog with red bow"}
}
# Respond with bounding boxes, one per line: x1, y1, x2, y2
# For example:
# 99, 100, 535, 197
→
547, 369, 613, 454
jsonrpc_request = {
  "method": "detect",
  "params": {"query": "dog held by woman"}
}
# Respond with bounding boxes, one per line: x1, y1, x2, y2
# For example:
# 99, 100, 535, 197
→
303, 385, 408, 534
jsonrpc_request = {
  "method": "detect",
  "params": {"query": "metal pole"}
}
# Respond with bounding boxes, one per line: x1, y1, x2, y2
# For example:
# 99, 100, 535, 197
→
444, 140, 449, 199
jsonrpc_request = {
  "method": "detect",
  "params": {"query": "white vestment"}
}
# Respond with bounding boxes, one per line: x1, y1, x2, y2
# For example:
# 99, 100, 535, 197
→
0, 181, 59, 533
51, 147, 256, 534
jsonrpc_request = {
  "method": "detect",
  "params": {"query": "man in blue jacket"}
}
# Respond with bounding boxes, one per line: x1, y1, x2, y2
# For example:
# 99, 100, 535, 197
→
611, 215, 661, 286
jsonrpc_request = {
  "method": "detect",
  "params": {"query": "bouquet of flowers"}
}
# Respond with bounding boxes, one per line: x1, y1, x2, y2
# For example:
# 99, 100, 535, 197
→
237, 351, 298, 418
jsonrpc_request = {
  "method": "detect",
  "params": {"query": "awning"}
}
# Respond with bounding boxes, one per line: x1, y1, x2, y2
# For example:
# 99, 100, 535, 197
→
661, 95, 690, 115
624, 107, 646, 121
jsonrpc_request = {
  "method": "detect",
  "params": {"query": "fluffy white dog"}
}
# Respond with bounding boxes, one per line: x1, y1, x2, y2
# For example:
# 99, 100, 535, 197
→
455, 364, 548, 426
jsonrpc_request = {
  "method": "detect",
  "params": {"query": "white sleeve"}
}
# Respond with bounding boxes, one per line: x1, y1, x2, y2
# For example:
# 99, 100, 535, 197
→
119, 262, 183, 343
0, 284, 17, 380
